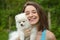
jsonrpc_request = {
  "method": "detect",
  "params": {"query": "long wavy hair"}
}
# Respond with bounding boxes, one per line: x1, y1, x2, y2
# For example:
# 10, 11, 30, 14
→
22, 1, 49, 31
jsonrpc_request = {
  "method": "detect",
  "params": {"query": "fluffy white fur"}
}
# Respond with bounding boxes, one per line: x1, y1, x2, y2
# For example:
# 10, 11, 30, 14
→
9, 13, 37, 40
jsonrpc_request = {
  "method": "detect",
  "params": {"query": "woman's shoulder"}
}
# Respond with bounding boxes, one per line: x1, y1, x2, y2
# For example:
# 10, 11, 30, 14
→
46, 30, 56, 40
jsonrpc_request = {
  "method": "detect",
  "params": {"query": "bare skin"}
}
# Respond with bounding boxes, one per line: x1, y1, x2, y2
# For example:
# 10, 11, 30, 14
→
15, 2, 56, 40
36, 30, 56, 40
16, 28, 56, 40
46, 30, 56, 40
24, 5, 56, 40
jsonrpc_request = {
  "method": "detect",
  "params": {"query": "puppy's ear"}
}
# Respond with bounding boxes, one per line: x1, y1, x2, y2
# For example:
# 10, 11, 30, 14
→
15, 14, 19, 22
15, 15, 17, 20
15, 15, 19, 29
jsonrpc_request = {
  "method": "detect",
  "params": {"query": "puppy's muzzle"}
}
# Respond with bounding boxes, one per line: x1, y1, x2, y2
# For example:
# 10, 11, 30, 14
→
21, 24, 24, 26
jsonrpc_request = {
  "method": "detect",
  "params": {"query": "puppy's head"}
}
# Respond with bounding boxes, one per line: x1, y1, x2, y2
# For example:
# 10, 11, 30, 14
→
15, 13, 31, 31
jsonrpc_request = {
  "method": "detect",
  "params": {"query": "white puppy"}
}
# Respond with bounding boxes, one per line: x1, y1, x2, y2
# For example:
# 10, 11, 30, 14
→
9, 13, 37, 40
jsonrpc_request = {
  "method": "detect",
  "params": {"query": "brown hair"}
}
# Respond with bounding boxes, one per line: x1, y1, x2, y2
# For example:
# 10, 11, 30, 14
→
22, 1, 49, 31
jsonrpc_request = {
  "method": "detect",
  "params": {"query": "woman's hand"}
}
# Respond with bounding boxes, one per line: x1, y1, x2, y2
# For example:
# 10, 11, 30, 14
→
24, 28, 31, 37
16, 35, 20, 40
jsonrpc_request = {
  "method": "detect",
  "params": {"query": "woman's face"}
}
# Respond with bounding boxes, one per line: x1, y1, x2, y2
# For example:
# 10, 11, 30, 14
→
24, 5, 39, 25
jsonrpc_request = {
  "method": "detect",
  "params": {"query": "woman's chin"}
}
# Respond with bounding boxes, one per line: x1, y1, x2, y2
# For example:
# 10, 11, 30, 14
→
30, 22, 37, 26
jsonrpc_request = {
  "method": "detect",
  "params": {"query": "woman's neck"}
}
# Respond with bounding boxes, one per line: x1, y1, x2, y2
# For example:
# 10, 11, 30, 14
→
31, 23, 40, 31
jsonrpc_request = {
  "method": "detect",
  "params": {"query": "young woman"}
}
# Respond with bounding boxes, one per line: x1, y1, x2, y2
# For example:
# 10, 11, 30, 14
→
22, 1, 56, 40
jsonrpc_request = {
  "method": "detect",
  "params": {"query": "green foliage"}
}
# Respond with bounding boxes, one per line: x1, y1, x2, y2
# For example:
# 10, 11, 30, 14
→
0, 0, 60, 40
0, 0, 26, 31
34, 0, 60, 40
0, 30, 8, 40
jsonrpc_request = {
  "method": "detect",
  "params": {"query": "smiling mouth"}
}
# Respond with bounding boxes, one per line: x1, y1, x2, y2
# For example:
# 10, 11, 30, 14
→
29, 17, 37, 21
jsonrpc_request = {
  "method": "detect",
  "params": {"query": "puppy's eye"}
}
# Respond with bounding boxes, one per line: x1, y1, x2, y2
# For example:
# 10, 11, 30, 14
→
26, 20, 27, 21
23, 21, 25, 22
19, 22, 21, 23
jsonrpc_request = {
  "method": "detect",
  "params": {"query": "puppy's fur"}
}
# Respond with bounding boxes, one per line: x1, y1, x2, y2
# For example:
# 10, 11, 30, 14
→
9, 13, 37, 40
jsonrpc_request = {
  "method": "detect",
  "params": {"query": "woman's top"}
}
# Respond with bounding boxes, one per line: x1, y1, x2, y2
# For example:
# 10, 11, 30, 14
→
40, 29, 46, 40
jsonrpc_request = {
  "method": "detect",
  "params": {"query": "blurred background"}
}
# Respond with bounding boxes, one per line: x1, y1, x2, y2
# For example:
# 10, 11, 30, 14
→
0, 0, 60, 40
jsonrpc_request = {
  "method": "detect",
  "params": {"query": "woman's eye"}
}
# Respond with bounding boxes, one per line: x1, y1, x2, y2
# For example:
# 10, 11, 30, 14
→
33, 12, 36, 13
25, 11, 30, 15
26, 13, 29, 15
32, 12, 36, 14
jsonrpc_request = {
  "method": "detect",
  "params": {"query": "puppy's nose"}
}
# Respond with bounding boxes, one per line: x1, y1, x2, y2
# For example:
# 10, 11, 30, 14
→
21, 24, 24, 26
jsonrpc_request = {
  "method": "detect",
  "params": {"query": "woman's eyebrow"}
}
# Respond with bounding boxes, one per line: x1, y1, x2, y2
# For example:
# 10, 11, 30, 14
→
32, 10, 36, 11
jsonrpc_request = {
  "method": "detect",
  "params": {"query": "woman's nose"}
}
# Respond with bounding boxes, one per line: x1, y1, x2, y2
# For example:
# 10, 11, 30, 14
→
29, 13, 33, 17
